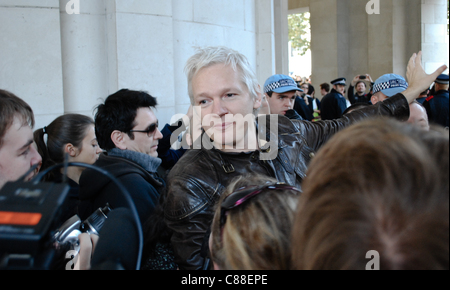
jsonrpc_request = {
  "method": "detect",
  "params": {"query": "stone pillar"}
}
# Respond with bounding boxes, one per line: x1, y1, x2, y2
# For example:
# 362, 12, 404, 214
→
274, 0, 290, 75
421, 0, 449, 74
59, 0, 109, 118
256, 0, 276, 88
309, 0, 339, 89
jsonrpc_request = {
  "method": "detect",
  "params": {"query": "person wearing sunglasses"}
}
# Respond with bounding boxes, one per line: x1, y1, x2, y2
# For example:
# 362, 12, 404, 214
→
78, 89, 164, 226
163, 46, 447, 270
209, 174, 300, 270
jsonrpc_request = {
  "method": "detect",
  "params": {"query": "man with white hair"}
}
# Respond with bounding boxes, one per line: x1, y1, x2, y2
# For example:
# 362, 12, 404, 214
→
163, 47, 446, 270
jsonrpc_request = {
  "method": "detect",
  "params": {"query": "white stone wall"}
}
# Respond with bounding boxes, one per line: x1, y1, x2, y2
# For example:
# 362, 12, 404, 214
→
1, 0, 281, 130
0, 0, 64, 130
421, 0, 449, 75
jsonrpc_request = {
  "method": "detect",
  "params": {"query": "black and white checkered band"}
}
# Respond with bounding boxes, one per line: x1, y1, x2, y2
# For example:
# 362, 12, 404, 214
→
332, 80, 346, 85
373, 79, 408, 94
264, 79, 297, 93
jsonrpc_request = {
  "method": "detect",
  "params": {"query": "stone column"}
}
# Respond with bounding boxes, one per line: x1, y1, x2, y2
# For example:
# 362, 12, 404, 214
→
59, 0, 109, 118
256, 0, 277, 87
421, 0, 449, 74
274, 0, 290, 75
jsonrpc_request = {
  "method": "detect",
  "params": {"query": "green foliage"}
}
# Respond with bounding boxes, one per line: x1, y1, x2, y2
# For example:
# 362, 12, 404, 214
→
288, 12, 311, 56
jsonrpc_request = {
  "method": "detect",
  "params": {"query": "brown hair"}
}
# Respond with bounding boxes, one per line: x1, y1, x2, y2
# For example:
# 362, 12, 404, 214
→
292, 118, 449, 270
320, 83, 330, 93
210, 174, 299, 270
0, 89, 34, 148
33, 114, 95, 181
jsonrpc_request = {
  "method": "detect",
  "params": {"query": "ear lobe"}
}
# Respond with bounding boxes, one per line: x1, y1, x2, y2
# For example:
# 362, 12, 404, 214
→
111, 130, 127, 150
64, 143, 78, 157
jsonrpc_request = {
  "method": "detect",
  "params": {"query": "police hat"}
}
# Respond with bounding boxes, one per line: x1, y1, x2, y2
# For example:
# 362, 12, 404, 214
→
331, 78, 346, 86
435, 74, 449, 85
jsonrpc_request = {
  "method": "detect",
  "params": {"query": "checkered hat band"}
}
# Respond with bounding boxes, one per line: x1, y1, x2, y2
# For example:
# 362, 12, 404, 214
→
373, 79, 408, 94
264, 79, 297, 93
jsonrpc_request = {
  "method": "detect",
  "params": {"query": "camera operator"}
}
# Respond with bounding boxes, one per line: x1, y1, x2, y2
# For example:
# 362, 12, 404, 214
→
348, 74, 374, 105
0, 89, 42, 190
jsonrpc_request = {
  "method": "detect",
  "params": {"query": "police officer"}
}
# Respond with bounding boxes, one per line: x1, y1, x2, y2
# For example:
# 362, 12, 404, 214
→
320, 77, 348, 120
423, 74, 449, 128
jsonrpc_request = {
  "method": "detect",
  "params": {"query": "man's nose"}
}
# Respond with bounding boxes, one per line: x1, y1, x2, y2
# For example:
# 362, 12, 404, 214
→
286, 99, 294, 108
153, 128, 163, 141
211, 99, 228, 116
30, 145, 42, 166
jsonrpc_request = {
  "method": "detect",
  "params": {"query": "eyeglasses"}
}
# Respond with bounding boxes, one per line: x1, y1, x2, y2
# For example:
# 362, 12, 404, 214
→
129, 121, 159, 137
219, 183, 300, 237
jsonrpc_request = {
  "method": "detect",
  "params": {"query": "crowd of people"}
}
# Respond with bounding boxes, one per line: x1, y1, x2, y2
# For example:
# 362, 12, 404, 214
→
0, 46, 448, 270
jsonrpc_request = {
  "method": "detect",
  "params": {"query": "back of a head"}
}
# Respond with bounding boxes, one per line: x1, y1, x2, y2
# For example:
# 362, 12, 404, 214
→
292, 118, 449, 270
0, 89, 34, 148
184, 46, 261, 104
320, 83, 330, 93
94, 89, 157, 151
211, 174, 299, 270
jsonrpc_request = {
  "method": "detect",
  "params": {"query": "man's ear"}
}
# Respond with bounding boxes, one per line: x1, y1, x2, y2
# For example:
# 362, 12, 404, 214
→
253, 86, 263, 110
111, 130, 127, 150
64, 143, 78, 157
370, 94, 377, 105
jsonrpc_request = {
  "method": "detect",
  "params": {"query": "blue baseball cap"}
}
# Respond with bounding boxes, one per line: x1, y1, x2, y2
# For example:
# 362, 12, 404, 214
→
372, 74, 408, 97
264, 74, 303, 94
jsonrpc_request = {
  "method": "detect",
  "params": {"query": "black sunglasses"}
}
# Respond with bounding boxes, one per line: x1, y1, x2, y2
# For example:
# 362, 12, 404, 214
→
129, 121, 159, 137
219, 183, 300, 238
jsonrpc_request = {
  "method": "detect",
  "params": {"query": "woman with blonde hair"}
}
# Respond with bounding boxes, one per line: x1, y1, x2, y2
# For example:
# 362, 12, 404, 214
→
209, 174, 300, 270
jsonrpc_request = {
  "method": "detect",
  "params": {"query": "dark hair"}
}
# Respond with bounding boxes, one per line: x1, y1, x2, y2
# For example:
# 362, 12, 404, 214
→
292, 118, 449, 270
320, 83, 330, 93
306, 84, 315, 95
343, 102, 372, 115
94, 89, 158, 151
33, 114, 95, 181
0, 89, 34, 148
355, 80, 366, 88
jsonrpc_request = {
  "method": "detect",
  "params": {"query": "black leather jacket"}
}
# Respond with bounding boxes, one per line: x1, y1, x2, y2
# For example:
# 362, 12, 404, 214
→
163, 94, 409, 270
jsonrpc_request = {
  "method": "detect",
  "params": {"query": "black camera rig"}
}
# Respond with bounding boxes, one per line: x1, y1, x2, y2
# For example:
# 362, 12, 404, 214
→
0, 162, 143, 270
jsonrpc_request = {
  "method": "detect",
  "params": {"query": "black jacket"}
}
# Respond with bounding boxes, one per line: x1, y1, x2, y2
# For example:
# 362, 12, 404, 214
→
163, 94, 410, 270
321, 88, 348, 120
294, 95, 314, 121
78, 153, 164, 225
423, 90, 449, 128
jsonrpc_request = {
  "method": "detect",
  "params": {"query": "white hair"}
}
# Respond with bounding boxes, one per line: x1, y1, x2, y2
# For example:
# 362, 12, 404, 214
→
184, 46, 261, 105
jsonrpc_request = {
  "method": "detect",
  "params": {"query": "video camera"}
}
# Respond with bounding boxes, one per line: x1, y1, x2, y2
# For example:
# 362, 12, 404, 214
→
0, 180, 112, 270
0, 161, 143, 270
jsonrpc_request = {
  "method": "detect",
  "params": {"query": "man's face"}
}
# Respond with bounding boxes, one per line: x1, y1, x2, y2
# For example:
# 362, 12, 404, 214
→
122, 107, 163, 158
407, 103, 430, 131
356, 82, 366, 93
192, 63, 261, 150
0, 116, 42, 189
335, 84, 345, 95
266, 91, 296, 116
